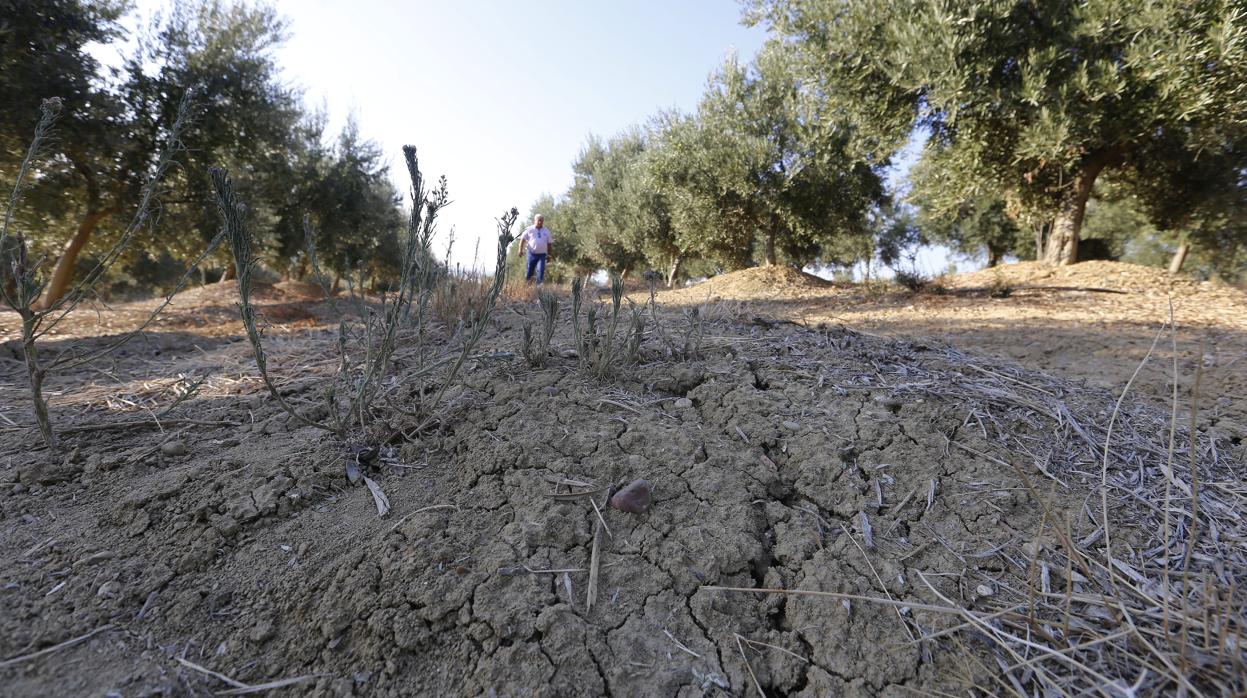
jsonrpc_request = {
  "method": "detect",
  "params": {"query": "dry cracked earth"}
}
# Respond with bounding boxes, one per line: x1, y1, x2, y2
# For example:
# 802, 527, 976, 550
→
1, 292, 1239, 696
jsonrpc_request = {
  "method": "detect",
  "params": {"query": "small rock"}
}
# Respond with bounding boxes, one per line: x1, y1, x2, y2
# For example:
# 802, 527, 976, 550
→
351, 445, 378, 465
139, 563, 175, 595
211, 515, 240, 537
609, 479, 653, 515
12, 484, 26, 495
250, 619, 275, 643
976, 584, 994, 598
127, 510, 151, 537
673, 398, 693, 409
655, 367, 705, 394
542, 386, 560, 396
97, 580, 122, 599
252, 475, 291, 516
47, 463, 81, 484
160, 440, 188, 457
226, 496, 260, 523
874, 395, 904, 411
74, 550, 115, 568
781, 420, 800, 430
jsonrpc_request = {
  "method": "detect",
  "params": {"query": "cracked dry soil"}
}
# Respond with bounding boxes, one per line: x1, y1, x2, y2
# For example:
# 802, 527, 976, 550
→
1, 301, 1219, 697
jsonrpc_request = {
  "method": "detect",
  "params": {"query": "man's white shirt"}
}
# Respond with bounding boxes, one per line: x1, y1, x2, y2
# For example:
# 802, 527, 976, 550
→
521, 226, 552, 254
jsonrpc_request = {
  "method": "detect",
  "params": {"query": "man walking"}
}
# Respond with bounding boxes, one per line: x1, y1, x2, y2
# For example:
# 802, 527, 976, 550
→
518, 214, 554, 285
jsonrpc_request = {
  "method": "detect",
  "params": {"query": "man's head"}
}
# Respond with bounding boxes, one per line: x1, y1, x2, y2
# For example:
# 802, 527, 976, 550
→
534, 214, 545, 228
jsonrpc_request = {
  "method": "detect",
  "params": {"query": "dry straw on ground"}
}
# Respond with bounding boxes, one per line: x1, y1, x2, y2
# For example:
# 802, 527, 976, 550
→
702, 302, 1246, 696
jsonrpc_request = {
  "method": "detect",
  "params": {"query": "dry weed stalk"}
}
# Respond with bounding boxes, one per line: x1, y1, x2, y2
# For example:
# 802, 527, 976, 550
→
521, 290, 559, 368
570, 276, 586, 368
643, 270, 706, 360
593, 275, 625, 376
411, 206, 518, 431
624, 303, 646, 364
529, 273, 701, 376
561, 274, 653, 376
212, 167, 333, 433
678, 305, 706, 360
1, 94, 221, 450
212, 145, 516, 442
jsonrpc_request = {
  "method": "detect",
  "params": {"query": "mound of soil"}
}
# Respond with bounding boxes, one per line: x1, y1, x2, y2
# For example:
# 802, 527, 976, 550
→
2, 294, 1241, 696
173, 279, 325, 307
0, 280, 342, 345
945, 259, 1238, 297
665, 265, 831, 303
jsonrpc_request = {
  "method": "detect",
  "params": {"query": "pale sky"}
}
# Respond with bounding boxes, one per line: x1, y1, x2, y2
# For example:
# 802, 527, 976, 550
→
105, 0, 766, 268
101, 1, 959, 276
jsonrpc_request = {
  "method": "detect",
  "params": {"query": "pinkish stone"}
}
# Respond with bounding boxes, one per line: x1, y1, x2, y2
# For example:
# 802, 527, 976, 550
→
609, 479, 652, 514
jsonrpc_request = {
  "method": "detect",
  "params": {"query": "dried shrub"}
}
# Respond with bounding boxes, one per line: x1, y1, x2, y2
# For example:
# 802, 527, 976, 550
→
212, 146, 517, 441
1, 95, 220, 450
894, 269, 928, 293
521, 290, 559, 368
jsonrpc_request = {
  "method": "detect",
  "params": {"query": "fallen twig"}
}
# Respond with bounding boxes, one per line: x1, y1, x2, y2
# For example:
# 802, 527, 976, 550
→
734, 633, 764, 697
587, 514, 603, 613
176, 656, 325, 695
0, 625, 115, 669
387, 504, 458, 533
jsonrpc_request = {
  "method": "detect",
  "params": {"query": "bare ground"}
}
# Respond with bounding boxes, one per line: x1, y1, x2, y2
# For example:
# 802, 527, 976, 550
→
1, 262, 1243, 696
659, 261, 1247, 433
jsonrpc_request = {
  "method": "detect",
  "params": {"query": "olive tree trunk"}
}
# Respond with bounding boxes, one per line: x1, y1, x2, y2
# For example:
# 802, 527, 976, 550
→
763, 227, 778, 266
1042, 148, 1122, 267
1168, 242, 1190, 275
37, 209, 110, 309
667, 253, 684, 289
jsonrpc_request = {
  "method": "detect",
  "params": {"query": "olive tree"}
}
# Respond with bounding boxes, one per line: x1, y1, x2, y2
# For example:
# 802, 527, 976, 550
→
750, 0, 1247, 265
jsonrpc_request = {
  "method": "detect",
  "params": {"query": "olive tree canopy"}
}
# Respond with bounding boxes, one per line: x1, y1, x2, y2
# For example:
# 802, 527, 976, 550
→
749, 0, 1247, 265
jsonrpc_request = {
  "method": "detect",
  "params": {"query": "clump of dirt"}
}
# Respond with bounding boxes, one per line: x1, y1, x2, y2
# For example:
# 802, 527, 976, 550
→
664, 265, 832, 303
2, 288, 1242, 696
